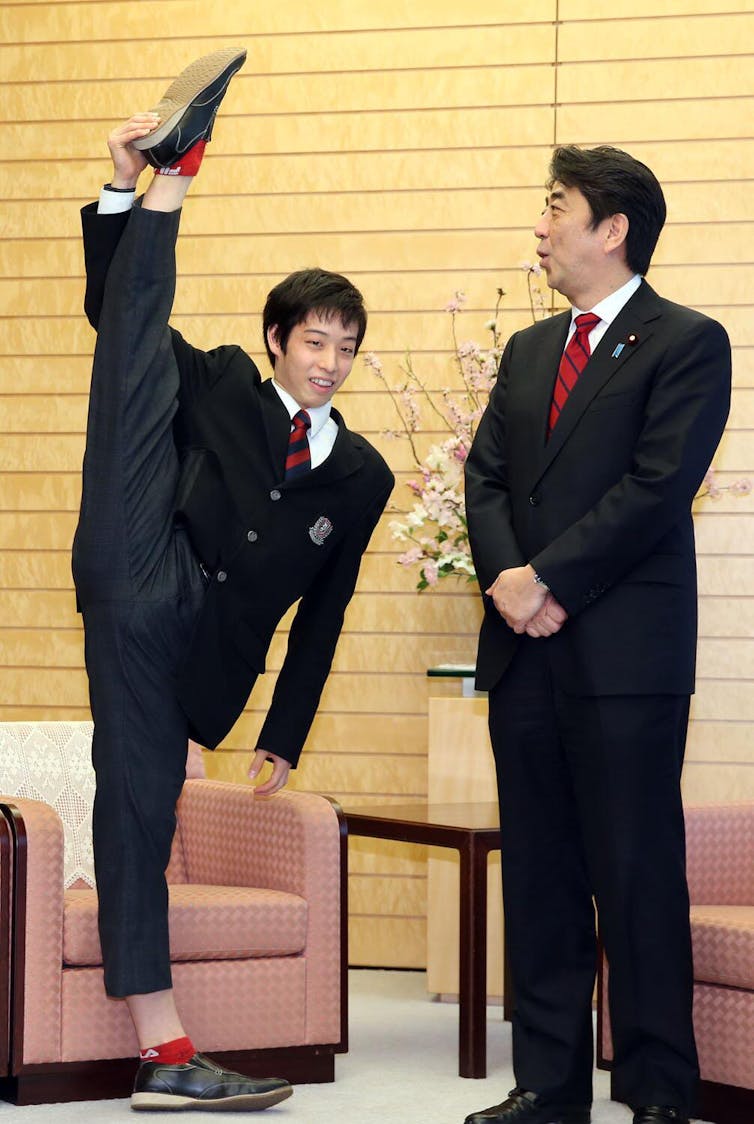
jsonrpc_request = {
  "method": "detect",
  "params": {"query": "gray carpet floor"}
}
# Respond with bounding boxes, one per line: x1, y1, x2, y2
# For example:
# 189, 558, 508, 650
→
0, 969, 711, 1122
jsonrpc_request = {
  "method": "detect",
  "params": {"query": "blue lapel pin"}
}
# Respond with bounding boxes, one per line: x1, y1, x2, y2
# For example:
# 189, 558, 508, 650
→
612, 343, 625, 359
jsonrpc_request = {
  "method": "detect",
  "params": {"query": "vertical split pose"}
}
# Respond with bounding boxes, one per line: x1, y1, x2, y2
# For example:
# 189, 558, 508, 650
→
73, 48, 393, 1112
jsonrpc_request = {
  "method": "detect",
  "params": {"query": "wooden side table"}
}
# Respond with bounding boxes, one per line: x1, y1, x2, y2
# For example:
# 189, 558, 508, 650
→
343, 801, 510, 1079
426, 690, 504, 1004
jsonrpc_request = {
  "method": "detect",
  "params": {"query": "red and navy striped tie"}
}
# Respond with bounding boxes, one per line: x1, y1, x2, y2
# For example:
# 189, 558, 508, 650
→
548, 312, 601, 437
285, 409, 312, 479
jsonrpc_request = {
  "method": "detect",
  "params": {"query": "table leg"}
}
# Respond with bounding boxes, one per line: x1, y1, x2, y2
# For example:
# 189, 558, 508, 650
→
458, 838, 488, 1078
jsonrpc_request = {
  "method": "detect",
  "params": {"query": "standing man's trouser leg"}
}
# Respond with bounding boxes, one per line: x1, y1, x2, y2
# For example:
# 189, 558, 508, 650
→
73, 203, 206, 997
488, 637, 698, 1113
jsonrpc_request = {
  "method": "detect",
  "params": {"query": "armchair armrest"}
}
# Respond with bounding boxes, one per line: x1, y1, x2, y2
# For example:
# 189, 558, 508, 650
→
0, 797, 65, 1065
685, 803, 754, 906
175, 781, 346, 1045
176, 781, 340, 895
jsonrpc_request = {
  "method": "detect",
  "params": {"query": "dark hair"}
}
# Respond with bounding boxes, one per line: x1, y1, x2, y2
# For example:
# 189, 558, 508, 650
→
548, 145, 667, 275
262, 268, 367, 367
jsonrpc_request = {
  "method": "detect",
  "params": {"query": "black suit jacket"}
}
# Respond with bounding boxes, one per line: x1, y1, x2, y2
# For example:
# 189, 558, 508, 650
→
80, 205, 394, 763
465, 280, 731, 696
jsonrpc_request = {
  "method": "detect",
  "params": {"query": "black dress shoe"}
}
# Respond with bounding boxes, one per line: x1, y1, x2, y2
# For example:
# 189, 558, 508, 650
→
464, 1087, 591, 1124
131, 1052, 292, 1111
133, 46, 247, 169
633, 1109, 689, 1124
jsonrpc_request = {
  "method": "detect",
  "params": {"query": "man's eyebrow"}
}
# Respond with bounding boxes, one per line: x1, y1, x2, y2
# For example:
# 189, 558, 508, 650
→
546, 187, 567, 205
304, 326, 358, 341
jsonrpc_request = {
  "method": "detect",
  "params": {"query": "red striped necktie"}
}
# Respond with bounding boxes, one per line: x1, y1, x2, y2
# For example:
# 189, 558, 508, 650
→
548, 312, 601, 437
285, 409, 312, 479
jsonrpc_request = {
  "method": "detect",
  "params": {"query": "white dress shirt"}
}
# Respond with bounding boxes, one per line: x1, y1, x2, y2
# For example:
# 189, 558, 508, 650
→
565, 273, 643, 353
272, 380, 338, 468
97, 185, 135, 214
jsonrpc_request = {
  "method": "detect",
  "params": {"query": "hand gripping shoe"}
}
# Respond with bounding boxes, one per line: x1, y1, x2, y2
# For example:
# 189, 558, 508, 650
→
131, 1052, 292, 1111
133, 46, 247, 170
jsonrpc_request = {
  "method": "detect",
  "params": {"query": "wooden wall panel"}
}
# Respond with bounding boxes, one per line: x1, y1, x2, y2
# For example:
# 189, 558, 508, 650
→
1, 1, 751, 970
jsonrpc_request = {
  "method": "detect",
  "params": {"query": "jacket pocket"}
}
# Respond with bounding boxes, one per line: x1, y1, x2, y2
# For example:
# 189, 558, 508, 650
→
234, 617, 268, 673
623, 553, 687, 586
589, 389, 642, 412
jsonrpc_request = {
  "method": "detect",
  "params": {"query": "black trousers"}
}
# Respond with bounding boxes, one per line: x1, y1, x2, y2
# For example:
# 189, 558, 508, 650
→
488, 637, 698, 1112
72, 204, 206, 998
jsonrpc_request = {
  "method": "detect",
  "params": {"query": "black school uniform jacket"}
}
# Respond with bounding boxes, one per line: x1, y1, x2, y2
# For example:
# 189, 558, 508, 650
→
81, 204, 394, 764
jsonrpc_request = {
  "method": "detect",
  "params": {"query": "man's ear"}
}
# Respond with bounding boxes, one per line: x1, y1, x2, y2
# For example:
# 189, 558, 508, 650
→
266, 324, 283, 358
604, 212, 629, 258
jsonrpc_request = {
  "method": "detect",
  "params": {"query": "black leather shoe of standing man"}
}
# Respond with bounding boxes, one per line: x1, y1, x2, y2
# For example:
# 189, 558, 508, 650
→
633, 1108, 689, 1124
131, 1052, 292, 1111
133, 46, 247, 169
464, 1087, 591, 1124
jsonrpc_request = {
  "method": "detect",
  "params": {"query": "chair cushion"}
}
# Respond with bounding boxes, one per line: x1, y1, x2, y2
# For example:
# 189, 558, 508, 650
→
63, 884, 308, 966
691, 904, 754, 989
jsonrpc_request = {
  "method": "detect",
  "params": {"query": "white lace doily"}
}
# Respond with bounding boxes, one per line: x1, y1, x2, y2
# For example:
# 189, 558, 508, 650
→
0, 722, 96, 888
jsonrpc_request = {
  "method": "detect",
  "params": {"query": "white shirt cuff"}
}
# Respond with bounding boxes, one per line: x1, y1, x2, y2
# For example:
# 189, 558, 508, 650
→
97, 185, 135, 214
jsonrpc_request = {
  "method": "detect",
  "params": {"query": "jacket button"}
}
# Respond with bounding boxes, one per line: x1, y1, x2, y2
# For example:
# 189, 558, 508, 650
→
247, 530, 258, 542
216, 570, 228, 583
529, 493, 540, 507
270, 489, 282, 501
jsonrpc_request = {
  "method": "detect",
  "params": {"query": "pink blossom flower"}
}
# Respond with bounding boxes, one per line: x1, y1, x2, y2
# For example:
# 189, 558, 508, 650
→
457, 340, 481, 359
730, 478, 752, 495
423, 560, 439, 586
445, 290, 467, 314
399, 546, 424, 566
700, 468, 721, 499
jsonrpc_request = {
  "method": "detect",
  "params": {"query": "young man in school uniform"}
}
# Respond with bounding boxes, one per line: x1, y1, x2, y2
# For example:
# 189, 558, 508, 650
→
74, 48, 393, 1111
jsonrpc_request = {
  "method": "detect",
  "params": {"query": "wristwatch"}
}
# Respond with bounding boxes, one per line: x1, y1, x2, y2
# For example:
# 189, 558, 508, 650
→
533, 571, 549, 591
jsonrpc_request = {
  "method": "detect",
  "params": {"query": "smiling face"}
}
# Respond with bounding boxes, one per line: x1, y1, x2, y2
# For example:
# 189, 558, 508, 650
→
534, 181, 629, 308
267, 312, 358, 409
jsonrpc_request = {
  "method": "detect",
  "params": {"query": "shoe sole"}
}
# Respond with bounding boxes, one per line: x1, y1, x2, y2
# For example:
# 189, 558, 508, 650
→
133, 46, 247, 154
131, 1083, 292, 1112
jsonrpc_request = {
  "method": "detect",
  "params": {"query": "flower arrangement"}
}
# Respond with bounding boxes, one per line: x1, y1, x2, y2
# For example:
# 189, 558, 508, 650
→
366, 270, 750, 591
364, 268, 548, 590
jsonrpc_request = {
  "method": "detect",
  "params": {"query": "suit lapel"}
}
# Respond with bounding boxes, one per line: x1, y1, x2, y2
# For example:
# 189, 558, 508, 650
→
284, 406, 364, 489
259, 378, 292, 480
521, 311, 571, 451
534, 281, 663, 480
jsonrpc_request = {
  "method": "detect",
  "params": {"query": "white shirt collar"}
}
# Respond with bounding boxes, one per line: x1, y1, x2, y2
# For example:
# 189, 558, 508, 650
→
572, 273, 642, 328
271, 379, 332, 439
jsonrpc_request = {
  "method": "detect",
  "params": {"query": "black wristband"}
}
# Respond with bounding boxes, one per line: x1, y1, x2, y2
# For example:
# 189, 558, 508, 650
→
103, 183, 136, 193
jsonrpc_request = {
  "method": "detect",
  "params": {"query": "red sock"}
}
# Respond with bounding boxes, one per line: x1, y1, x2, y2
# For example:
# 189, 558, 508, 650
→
155, 139, 207, 178
139, 1035, 195, 1065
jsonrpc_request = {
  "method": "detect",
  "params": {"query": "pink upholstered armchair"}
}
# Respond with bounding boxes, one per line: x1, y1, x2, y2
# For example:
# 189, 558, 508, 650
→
598, 803, 754, 1124
0, 722, 347, 1105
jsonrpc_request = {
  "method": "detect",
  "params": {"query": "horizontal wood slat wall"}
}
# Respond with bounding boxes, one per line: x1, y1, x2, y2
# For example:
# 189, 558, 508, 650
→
1, 1, 751, 970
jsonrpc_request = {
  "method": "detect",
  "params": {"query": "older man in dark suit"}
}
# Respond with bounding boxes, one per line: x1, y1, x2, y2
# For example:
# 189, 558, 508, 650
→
463, 146, 731, 1124
73, 49, 392, 1111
